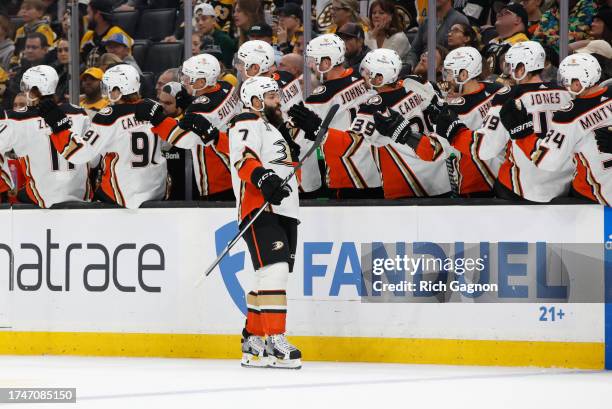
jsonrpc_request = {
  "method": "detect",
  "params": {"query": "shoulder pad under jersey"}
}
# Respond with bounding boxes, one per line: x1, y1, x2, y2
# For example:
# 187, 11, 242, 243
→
230, 112, 259, 127
306, 71, 364, 104
5, 106, 38, 120
273, 70, 296, 88
60, 102, 87, 116
189, 82, 235, 113
553, 87, 612, 124
92, 104, 135, 125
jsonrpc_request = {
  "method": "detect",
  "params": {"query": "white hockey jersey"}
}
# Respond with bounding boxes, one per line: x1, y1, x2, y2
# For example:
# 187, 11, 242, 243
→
476, 83, 574, 202
51, 103, 167, 208
0, 153, 13, 193
274, 70, 321, 193
304, 68, 380, 189
350, 84, 451, 198
0, 104, 91, 208
526, 86, 612, 205
228, 112, 299, 222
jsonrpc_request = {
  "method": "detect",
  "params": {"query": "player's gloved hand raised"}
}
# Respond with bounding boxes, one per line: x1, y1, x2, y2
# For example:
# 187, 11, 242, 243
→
38, 98, 71, 134
594, 126, 612, 154
135, 98, 166, 126
288, 103, 322, 141
435, 107, 466, 143
175, 87, 193, 111
499, 99, 534, 140
423, 94, 446, 124
251, 168, 292, 205
179, 113, 219, 145
373, 109, 421, 147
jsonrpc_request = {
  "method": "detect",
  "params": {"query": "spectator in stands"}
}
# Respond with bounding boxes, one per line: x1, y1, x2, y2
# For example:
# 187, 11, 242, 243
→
0, 15, 14, 71
41, 0, 59, 22
98, 52, 122, 71
79, 67, 109, 115
53, 37, 69, 101
60, 6, 85, 43
569, 8, 612, 51
481, 3, 529, 78
0, 68, 8, 108
81, 0, 133, 68
248, 23, 282, 65
11, 0, 56, 69
12, 92, 27, 109
533, 0, 598, 53
277, 3, 303, 55
520, 0, 544, 35
337, 23, 370, 73
233, 0, 265, 46
446, 23, 480, 50
200, 39, 238, 87
102, 33, 142, 75
155, 67, 180, 98
293, 29, 304, 55
192, 32, 202, 56
327, 0, 368, 34
404, 0, 469, 71
195, 2, 236, 67
412, 46, 448, 83
364, 0, 411, 62
279, 53, 303, 80
5, 32, 48, 105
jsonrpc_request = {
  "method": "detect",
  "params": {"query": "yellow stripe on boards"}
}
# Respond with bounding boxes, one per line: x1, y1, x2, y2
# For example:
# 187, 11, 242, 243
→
0, 332, 603, 369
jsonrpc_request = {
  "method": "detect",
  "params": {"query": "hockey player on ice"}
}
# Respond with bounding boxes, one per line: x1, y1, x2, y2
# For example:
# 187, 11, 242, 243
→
234, 40, 309, 193
502, 53, 612, 205
39, 64, 168, 208
288, 34, 383, 199
0, 65, 92, 208
229, 76, 302, 369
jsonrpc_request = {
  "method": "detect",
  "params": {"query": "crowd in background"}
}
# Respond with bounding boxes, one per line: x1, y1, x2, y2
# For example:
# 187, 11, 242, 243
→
0, 0, 610, 205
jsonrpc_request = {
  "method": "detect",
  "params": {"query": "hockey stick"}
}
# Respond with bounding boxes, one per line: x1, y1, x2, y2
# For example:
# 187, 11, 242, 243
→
198, 103, 340, 282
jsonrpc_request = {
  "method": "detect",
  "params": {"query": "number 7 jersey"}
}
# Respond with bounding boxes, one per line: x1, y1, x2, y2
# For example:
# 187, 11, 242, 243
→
51, 103, 168, 208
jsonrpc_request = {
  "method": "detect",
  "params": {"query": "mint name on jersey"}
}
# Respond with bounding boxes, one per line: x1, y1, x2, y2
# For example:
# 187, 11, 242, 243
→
579, 100, 612, 132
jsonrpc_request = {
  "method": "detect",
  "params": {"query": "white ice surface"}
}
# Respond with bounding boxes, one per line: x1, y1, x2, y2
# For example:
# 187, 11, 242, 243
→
0, 356, 611, 409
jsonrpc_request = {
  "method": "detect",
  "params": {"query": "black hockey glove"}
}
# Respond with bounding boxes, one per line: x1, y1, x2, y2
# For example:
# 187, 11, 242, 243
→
499, 99, 534, 140
435, 107, 466, 144
279, 122, 301, 161
135, 98, 166, 126
373, 109, 422, 149
288, 103, 322, 141
38, 98, 71, 134
423, 94, 446, 124
175, 87, 194, 111
595, 126, 612, 154
250, 167, 292, 206
179, 112, 219, 145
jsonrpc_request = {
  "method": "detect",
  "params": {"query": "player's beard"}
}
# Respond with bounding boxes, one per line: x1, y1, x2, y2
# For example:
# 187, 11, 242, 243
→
263, 104, 283, 127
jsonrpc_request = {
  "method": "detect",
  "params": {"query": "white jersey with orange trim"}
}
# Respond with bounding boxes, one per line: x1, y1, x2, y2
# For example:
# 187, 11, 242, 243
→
179, 82, 240, 196
443, 82, 502, 194
527, 87, 612, 205
477, 83, 573, 202
0, 104, 92, 208
0, 152, 13, 193
351, 85, 451, 198
274, 70, 321, 193
52, 103, 167, 208
228, 112, 299, 222
304, 68, 380, 190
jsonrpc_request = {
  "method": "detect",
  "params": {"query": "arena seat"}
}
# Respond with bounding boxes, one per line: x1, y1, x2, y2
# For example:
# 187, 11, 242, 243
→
135, 8, 177, 41
113, 10, 140, 38
142, 41, 183, 75
140, 71, 156, 99
132, 39, 150, 69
